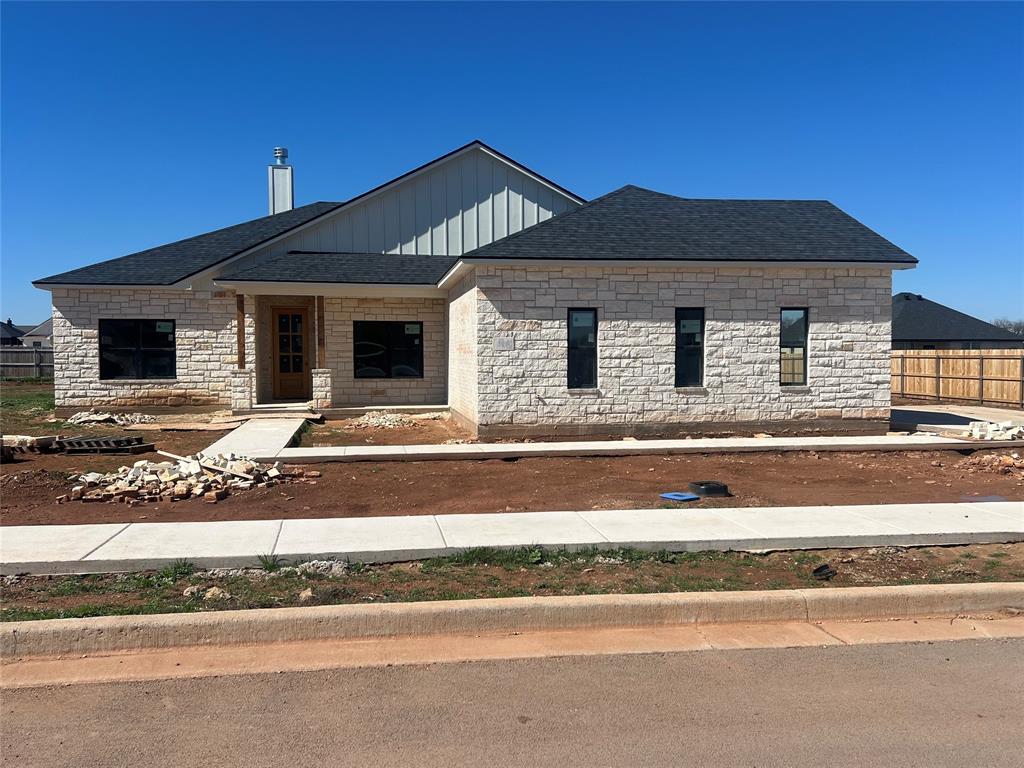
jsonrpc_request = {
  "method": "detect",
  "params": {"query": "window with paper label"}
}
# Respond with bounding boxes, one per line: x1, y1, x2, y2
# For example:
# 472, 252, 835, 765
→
567, 309, 597, 389
354, 321, 423, 378
98, 319, 176, 380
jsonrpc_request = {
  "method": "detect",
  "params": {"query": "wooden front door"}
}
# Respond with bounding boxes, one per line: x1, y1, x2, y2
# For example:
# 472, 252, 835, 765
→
272, 308, 311, 400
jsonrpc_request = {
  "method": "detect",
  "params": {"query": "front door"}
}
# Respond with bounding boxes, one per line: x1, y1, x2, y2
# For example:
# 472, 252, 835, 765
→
272, 308, 311, 400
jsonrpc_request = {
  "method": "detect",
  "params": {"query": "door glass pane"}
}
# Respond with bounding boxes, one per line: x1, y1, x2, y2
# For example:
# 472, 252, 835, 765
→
291, 334, 302, 353
278, 314, 290, 333
291, 314, 302, 334
279, 355, 290, 373
291, 355, 303, 373
278, 335, 289, 353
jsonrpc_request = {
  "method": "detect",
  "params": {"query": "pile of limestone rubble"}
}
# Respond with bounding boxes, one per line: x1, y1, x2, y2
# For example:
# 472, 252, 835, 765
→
65, 410, 156, 426
960, 421, 1024, 441
57, 452, 320, 505
955, 451, 1024, 478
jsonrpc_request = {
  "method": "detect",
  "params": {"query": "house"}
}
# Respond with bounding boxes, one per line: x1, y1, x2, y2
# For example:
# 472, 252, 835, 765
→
34, 141, 917, 438
892, 293, 1024, 350
0, 318, 30, 347
19, 318, 53, 348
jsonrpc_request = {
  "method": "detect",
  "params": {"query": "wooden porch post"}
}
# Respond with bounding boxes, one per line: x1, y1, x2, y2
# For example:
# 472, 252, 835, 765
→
316, 295, 326, 368
235, 294, 246, 369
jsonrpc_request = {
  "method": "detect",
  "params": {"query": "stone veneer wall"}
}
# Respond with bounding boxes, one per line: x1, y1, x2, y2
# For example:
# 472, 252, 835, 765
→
473, 265, 892, 432
323, 296, 447, 407
50, 287, 243, 408
446, 273, 479, 426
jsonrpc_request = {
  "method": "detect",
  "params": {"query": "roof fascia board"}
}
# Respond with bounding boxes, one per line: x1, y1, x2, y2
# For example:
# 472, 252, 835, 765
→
458, 258, 917, 271
474, 144, 586, 204
213, 280, 445, 298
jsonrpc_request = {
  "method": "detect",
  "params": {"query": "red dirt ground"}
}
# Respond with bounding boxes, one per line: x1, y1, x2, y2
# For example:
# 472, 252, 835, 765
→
2, 448, 1020, 526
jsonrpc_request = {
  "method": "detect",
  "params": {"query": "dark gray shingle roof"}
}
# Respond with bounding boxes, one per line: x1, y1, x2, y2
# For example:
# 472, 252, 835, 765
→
892, 293, 1023, 343
461, 185, 917, 264
34, 202, 343, 286
220, 251, 458, 285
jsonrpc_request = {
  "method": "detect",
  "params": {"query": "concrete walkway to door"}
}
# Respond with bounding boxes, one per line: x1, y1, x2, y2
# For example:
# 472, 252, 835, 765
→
202, 418, 307, 458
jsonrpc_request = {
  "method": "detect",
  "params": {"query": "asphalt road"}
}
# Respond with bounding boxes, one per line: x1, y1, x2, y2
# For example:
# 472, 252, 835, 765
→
4, 639, 1022, 767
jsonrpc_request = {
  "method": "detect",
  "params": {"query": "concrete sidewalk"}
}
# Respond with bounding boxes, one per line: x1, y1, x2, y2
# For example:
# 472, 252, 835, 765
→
265, 434, 1002, 463
203, 418, 306, 458
2, 501, 1020, 575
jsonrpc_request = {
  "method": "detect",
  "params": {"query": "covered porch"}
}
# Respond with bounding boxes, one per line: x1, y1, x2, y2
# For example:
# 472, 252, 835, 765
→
216, 280, 449, 413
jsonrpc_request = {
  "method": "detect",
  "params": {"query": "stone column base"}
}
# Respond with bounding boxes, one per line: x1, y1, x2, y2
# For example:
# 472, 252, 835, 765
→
230, 369, 254, 411
311, 369, 332, 410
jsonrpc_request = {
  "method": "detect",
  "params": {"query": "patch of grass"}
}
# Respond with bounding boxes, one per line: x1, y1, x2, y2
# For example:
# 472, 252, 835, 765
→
257, 553, 289, 572
988, 551, 1010, 559
792, 552, 820, 566
157, 559, 196, 581
959, 552, 978, 561
429, 547, 547, 570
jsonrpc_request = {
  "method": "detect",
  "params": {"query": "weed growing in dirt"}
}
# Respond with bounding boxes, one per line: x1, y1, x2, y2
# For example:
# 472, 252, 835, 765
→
257, 554, 289, 572
158, 559, 196, 581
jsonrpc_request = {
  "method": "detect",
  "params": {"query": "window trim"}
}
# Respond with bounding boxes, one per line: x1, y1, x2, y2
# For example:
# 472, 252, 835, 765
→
674, 307, 705, 388
98, 318, 177, 381
567, 308, 598, 390
779, 307, 809, 387
352, 320, 425, 380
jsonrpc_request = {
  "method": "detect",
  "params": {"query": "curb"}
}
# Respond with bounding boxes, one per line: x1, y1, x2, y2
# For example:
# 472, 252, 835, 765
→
3, 583, 1022, 660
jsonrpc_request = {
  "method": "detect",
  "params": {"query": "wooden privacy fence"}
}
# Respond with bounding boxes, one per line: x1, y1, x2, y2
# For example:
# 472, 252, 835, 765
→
892, 349, 1024, 408
0, 347, 54, 379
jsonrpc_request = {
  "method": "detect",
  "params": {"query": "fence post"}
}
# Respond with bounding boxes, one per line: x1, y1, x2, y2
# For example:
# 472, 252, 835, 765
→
1019, 354, 1024, 409
934, 354, 941, 402
899, 355, 905, 398
977, 355, 984, 406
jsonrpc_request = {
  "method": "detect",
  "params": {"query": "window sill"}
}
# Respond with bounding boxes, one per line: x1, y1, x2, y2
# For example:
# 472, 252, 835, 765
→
99, 378, 178, 384
779, 385, 812, 394
674, 387, 708, 395
567, 388, 602, 396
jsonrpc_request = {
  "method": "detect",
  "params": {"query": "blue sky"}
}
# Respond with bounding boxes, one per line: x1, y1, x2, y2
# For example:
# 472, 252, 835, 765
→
2, 1, 1022, 323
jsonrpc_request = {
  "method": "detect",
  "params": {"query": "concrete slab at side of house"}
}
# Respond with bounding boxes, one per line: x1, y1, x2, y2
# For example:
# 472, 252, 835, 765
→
2, 501, 1020, 576
260, 434, 1020, 464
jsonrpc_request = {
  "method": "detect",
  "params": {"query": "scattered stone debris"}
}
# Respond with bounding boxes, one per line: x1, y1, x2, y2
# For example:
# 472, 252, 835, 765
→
297, 560, 349, 577
57, 451, 321, 505
65, 410, 156, 426
955, 452, 1024, 478
960, 421, 1024, 441
202, 586, 230, 601
351, 411, 415, 429
298, 587, 315, 602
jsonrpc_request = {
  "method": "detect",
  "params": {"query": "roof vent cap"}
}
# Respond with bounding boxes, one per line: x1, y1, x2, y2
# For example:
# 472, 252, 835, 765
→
273, 147, 289, 166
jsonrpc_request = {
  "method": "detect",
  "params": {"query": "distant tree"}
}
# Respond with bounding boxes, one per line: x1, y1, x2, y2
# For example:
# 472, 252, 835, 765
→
992, 318, 1024, 336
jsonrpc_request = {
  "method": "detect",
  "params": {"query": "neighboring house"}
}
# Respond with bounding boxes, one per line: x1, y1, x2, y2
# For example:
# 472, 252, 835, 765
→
0, 318, 28, 346
892, 293, 1024, 350
19, 318, 53, 348
34, 140, 917, 437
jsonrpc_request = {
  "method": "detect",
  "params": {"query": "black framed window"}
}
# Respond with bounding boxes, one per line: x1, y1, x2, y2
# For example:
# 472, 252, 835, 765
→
353, 321, 423, 378
780, 308, 808, 386
567, 308, 597, 389
99, 319, 176, 380
675, 308, 705, 387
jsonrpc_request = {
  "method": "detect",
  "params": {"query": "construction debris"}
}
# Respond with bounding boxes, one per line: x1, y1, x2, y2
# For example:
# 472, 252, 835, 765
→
58, 452, 320, 505
351, 411, 415, 429
59, 435, 154, 455
961, 421, 1024, 441
955, 452, 1024, 478
1, 434, 58, 452
65, 410, 156, 426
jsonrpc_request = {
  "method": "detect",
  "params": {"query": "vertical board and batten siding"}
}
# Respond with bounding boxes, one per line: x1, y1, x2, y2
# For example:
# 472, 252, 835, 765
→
252, 147, 576, 263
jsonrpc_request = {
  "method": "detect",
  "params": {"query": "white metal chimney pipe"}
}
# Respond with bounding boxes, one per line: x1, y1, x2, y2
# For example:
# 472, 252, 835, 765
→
268, 147, 294, 215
